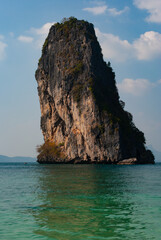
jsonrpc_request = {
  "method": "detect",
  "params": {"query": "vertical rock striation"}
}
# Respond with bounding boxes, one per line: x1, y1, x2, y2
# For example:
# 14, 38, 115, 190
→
35, 17, 154, 164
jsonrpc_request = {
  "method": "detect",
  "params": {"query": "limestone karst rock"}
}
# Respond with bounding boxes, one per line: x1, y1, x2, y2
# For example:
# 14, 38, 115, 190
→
35, 17, 154, 164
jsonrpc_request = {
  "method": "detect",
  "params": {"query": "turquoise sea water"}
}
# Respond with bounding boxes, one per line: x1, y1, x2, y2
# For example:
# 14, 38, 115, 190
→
0, 163, 161, 240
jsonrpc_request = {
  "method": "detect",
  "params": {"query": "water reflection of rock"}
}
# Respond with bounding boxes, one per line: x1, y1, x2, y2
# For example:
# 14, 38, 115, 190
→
31, 165, 146, 240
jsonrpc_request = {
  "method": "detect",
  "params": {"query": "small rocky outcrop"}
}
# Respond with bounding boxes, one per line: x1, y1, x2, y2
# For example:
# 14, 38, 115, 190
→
35, 17, 154, 164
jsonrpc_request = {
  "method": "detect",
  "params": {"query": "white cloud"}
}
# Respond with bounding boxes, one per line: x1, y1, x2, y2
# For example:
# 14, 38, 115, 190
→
95, 28, 161, 61
90, 1, 105, 5
108, 6, 129, 16
158, 79, 161, 84
83, 5, 107, 15
0, 35, 4, 40
9, 32, 14, 37
95, 28, 133, 62
18, 22, 55, 48
18, 35, 33, 43
117, 78, 154, 96
30, 22, 55, 36
30, 22, 55, 48
83, 3, 128, 16
134, 0, 161, 23
133, 31, 161, 60
0, 40, 7, 61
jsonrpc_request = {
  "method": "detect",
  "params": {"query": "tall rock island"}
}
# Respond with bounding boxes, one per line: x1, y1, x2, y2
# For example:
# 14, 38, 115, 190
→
35, 17, 154, 164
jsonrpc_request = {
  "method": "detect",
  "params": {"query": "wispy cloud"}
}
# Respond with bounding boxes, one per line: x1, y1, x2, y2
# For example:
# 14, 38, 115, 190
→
30, 22, 55, 36
108, 6, 129, 16
117, 78, 154, 96
95, 28, 133, 62
9, 32, 14, 38
83, 3, 129, 16
0, 35, 4, 40
0, 37, 7, 61
117, 78, 161, 96
18, 22, 55, 48
95, 28, 161, 61
83, 5, 107, 15
18, 35, 33, 43
134, 0, 161, 23
30, 22, 55, 48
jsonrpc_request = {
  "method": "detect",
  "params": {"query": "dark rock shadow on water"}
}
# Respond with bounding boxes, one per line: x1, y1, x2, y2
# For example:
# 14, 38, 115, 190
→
28, 164, 160, 240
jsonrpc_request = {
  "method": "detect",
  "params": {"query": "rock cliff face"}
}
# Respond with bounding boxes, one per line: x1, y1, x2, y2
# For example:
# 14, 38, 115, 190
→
35, 17, 154, 164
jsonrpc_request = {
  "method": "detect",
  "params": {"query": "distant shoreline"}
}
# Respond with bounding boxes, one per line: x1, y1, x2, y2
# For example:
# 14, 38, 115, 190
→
0, 155, 36, 163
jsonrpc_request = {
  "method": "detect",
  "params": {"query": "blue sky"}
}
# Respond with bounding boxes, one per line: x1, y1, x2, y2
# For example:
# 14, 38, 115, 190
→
0, 0, 160, 157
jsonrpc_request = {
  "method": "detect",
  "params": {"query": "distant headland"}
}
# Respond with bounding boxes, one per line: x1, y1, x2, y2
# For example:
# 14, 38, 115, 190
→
0, 155, 36, 163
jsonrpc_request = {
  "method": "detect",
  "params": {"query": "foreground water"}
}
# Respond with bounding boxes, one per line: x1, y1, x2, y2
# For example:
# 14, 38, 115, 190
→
0, 163, 161, 240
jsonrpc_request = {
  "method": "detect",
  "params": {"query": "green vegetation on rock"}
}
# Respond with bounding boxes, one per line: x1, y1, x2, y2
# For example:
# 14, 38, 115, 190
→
70, 61, 84, 76
72, 83, 83, 103
42, 38, 48, 53
54, 17, 88, 41
37, 141, 65, 162
54, 17, 86, 30
98, 124, 105, 134
58, 142, 64, 147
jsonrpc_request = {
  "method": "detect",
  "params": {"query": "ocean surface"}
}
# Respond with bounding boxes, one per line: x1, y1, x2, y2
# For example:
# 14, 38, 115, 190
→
0, 162, 161, 240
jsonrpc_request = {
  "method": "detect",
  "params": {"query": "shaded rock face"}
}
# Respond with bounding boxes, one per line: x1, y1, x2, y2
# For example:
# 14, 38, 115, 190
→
35, 17, 154, 164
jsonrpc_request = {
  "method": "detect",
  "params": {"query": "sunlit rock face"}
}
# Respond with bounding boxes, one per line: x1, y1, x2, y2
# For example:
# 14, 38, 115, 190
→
35, 17, 154, 164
